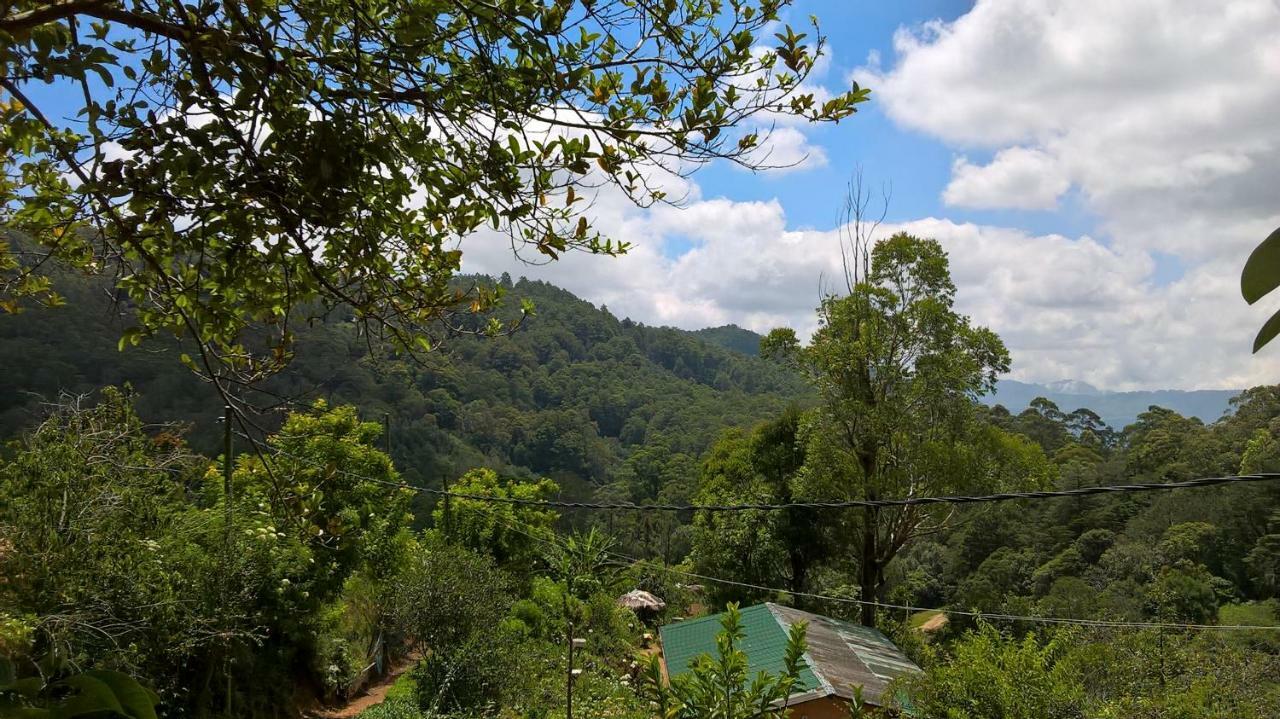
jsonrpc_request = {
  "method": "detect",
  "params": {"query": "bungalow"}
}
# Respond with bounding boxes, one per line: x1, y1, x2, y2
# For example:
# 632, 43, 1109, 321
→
659, 603, 920, 718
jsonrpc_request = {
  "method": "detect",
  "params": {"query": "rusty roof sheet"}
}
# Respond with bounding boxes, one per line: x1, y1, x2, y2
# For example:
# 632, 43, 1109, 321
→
767, 603, 920, 706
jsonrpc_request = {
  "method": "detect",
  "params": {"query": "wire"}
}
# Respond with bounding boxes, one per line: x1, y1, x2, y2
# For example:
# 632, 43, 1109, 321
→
465, 496, 1280, 633
237, 432, 1280, 633
245, 438, 1280, 512
609, 554, 1280, 632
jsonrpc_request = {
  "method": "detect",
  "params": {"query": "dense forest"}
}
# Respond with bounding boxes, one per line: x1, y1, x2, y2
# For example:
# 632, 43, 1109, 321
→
0, 260, 805, 504
4, 233, 1279, 718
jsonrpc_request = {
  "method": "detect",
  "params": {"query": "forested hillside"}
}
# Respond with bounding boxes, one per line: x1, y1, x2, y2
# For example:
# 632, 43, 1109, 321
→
0, 266, 806, 500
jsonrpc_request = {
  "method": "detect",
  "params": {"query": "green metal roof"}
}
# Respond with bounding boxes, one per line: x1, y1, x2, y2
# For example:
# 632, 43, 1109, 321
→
659, 603, 921, 710
658, 604, 822, 693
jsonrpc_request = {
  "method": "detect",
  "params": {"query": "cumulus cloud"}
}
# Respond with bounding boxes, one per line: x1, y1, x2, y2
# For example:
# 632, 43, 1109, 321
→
856, 0, 1280, 251
842, 0, 1280, 384
463, 174, 1280, 391
944, 148, 1071, 210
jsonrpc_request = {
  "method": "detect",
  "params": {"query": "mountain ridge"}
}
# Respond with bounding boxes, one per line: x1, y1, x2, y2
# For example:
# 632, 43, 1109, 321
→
668, 322, 1243, 429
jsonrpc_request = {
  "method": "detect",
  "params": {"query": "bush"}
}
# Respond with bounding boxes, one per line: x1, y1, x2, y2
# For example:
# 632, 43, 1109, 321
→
411, 624, 528, 717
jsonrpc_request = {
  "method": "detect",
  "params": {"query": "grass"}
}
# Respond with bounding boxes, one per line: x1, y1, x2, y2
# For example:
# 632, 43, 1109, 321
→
383, 670, 417, 702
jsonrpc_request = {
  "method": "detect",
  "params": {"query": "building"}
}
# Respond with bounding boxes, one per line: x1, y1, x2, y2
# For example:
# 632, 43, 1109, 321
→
659, 603, 920, 718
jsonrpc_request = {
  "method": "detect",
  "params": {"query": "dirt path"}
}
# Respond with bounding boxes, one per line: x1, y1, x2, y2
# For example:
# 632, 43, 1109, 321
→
918, 613, 949, 633
310, 654, 419, 719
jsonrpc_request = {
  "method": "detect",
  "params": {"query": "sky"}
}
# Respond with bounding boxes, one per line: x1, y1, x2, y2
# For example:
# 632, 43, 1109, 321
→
465, 0, 1280, 391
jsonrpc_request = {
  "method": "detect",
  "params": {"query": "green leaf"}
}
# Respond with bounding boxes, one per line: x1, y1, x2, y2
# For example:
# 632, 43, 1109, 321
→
53, 674, 125, 718
0, 676, 43, 698
1242, 226, 1280, 304
1253, 308, 1280, 353
79, 670, 158, 719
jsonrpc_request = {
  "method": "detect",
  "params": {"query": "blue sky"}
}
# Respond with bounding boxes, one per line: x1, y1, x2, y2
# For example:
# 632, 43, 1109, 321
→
688, 0, 1100, 244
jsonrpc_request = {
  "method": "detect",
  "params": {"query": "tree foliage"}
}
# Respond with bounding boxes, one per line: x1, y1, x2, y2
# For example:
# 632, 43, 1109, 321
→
1242, 226, 1280, 351
761, 232, 1040, 624
0, 0, 868, 388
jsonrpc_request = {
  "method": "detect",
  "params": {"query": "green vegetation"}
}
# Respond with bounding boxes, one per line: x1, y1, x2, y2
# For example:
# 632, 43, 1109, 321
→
4, 227, 1280, 717
0, 265, 804, 522
3, 0, 1276, 715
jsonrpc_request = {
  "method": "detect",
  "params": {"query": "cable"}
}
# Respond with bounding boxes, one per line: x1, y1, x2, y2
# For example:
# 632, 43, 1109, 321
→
237, 434, 1280, 633
608, 554, 1280, 632
465, 497, 1280, 633
246, 438, 1280, 512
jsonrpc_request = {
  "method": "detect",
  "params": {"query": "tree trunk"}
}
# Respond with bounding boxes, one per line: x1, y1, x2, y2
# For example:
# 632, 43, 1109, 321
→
859, 506, 879, 627
789, 547, 808, 598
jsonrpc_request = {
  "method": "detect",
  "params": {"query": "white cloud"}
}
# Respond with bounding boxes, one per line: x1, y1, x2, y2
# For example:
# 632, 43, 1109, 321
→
740, 126, 830, 174
463, 175, 1280, 391
944, 148, 1070, 210
843, 0, 1280, 385
855, 0, 1280, 251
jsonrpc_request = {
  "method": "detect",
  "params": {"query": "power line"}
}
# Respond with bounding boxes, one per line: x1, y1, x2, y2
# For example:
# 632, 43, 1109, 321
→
609, 554, 1280, 632
468, 498, 1280, 633
242, 439, 1280, 512
237, 432, 1280, 633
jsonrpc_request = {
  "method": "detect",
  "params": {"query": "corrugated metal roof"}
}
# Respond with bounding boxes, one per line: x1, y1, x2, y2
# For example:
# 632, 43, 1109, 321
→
659, 604, 822, 693
659, 603, 920, 708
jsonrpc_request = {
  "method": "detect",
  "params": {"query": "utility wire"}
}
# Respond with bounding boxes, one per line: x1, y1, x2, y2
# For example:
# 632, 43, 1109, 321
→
487, 507, 1280, 632
608, 553, 1280, 632
237, 432, 1280, 632
241, 437, 1280, 512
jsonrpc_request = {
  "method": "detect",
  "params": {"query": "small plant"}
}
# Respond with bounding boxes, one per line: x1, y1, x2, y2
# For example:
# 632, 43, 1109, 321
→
0, 659, 160, 719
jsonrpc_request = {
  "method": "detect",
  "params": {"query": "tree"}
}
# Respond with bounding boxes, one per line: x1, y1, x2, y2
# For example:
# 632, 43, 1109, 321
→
899, 624, 1084, 719
0, 0, 869, 396
691, 408, 830, 602
763, 231, 1043, 625
434, 467, 558, 572
1246, 529, 1280, 598
640, 604, 808, 719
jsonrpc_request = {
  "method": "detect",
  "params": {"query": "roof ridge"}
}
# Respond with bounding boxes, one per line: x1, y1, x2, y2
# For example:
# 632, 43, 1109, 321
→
764, 603, 834, 698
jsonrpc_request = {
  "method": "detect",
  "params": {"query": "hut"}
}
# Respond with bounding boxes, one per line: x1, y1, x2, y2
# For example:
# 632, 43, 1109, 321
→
659, 603, 920, 718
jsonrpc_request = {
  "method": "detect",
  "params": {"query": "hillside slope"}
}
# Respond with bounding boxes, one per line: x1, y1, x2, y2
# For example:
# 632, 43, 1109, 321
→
0, 270, 807, 498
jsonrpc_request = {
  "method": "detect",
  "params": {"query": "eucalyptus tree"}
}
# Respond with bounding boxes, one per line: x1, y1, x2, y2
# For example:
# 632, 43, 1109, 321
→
763, 232, 1049, 626
0, 0, 869, 409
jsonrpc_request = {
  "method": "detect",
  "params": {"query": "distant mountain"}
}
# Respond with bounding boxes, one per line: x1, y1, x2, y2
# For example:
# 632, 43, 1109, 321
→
984, 379, 1241, 429
685, 325, 1242, 430
691, 325, 764, 356
1042, 379, 1103, 396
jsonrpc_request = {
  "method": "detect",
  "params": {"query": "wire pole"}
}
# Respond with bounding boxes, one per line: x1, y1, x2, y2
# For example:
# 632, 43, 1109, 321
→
221, 404, 234, 716
567, 627, 584, 719
566, 619, 573, 719
223, 404, 233, 548
383, 412, 391, 456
